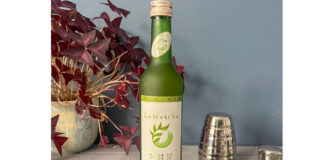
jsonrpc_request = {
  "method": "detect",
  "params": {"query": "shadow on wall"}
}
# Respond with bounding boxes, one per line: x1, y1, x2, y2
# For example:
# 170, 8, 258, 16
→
101, 92, 139, 144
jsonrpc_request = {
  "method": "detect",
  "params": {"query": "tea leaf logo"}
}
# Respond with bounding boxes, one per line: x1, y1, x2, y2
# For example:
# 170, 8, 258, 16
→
157, 39, 168, 51
150, 123, 173, 148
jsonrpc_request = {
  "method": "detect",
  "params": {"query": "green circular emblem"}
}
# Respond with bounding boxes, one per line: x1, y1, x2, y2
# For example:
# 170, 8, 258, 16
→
151, 32, 171, 58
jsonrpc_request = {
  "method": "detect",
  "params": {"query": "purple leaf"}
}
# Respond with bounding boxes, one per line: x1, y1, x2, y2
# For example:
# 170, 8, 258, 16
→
74, 69, 87, 88
85, 17, 96, 28
82, 30, 96, 46
119, 29, 130, 41
120, 126, 139, 137
177, 65, 184, 74
68, 12, 91, 33
52, 22, 70, 40
75, 100, 87, 115
125, 42, 135, 60
51, 0, 60, 5
113, 136, 132, 155
95, 30, 105, 39
55, 58, 70, 72
119, 126, 131, 135
61, 73, 74, 85
133, 136, 140, 151
99, 135, 109, 147
57, 42, 69, 53
144, 58, 150, 66
102, 0, 130, 18
61, 47, 94, 66
52, 65, 59, 82
118, 82, 128, 95
51, 5, 60, 15
95, 12, 119, 35
136, 67, 145, 78
115, 83, 125, 94
61, 46, 84, 57
109, 40, 119, 50
134, 48, 148, 67
52, 114, 68, 156
129, 37, 139, 47
125, 74, 136, 82
127, 80, 138, 98
88, 39, 110, 61
121, 96, 130, 110
51, 115, 59, 139
89, 107, 101, 119
52, 31, 61, 43
112, 133, 123, 137
78, 87, 90, 104
63, 8, 77, 21
91, 61, 104, 75
134, 48, 148, 59
119, 9, 130, 18
53, 134, 68, 156
102, 27, 112, 38
69, 32, 84, 46
129, 126, 139, 136
51, 0, 61, 14
51, 37, 59, 57
136, 88, 139, 101
115, 92, 122, 110
112, 17, 122, 28
172, 56, 184, 74
96, 12, 112, 27
60, 1, 76, 9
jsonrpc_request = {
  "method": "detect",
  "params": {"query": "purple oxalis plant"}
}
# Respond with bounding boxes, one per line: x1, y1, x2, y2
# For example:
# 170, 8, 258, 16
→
51, 0, 184, 156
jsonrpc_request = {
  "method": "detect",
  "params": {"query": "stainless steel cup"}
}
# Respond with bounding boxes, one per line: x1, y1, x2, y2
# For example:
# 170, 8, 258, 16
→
199, 112, 236, 160
199, 154, 235, 160
258, 145, 282, 160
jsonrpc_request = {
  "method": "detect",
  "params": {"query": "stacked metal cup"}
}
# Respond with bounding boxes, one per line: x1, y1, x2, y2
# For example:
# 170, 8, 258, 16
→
199, 112, 236, 160
258, 145, 282, 160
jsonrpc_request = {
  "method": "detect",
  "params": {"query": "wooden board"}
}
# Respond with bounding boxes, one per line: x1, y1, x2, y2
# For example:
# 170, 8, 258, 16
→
52, 145, 259, 160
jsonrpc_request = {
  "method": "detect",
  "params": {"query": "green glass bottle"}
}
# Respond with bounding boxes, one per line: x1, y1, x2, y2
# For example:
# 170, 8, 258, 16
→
139, 1, 183, 160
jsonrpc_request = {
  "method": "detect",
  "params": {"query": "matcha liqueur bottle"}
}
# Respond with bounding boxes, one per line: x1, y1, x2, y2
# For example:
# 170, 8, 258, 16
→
139, 0, 183, 160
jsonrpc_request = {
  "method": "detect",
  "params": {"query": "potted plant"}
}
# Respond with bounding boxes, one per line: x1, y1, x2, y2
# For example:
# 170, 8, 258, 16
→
51, 0, 184, 156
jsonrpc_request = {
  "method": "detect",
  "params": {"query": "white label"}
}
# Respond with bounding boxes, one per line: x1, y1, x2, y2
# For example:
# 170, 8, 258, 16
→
151, 32, 172, 58
141, 97, 182, 160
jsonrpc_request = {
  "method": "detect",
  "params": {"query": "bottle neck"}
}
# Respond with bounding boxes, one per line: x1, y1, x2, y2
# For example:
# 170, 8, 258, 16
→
150, 16, 172, 64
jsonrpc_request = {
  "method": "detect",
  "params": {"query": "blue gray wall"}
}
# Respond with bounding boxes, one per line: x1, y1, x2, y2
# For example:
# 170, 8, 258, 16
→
71, 0, 282, 146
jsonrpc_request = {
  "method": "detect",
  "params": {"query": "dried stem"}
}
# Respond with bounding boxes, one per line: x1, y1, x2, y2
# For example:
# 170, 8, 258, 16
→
98, 120, 103, 140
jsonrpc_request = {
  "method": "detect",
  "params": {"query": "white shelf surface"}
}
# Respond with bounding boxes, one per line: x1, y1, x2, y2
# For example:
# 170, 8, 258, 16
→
52, 145, 260, 160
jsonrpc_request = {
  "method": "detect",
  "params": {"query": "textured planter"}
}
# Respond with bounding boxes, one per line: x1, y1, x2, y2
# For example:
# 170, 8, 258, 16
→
51, 100, 98, 155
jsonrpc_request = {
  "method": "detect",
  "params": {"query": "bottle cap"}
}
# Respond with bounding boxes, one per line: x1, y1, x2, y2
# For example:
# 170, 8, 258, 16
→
150, 0, 172, 17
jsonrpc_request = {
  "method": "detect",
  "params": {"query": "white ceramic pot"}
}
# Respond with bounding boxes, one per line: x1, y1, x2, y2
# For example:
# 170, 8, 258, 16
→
51, 100, 98, 155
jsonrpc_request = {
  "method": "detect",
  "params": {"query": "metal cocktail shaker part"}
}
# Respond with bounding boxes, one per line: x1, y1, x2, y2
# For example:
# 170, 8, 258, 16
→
199, 112, 236, 160
204, 112, 233, 128
200, 136, 235, 147
199, 143, 235, 156
199, 154, 235, 160
258, 145, 282, 160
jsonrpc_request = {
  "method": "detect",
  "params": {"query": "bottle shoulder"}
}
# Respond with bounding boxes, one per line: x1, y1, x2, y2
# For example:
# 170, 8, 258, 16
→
139, 63, 183, 96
